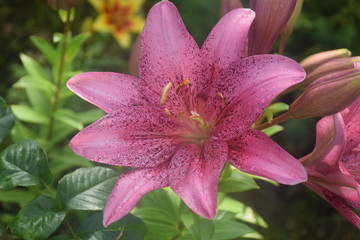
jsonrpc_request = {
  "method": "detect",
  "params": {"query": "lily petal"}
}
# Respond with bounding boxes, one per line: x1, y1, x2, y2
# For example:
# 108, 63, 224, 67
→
228, 129, 307, 185
210, 55, 305, 139
169, 139, 228, 218
70, 106, 181, 167
140, 0, 208, 107
103, 164, 168, 226
67, 72, 143, 113
202, 8, 255, 72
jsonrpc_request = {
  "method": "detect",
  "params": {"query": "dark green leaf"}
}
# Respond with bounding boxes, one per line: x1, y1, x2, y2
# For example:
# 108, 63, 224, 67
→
0, 97, 15, 142
57, 167, 118, 210
49, 234, 72, 240
0, 189, 37, 206
77, 212, 146, 240
9, 195, 66, 240
30, 36, 58, 65
181, 212, 214, 240
0, 140, 52, 190
218, 167, 259, 193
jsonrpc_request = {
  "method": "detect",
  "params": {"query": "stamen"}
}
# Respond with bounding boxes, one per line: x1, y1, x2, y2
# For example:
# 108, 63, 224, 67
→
176, 78, 192, 94
164, 108, 172, 117
216, 92, 225, 103
178, 111, 184, 121
189, 114, 205, 126
160, 82, 172, 105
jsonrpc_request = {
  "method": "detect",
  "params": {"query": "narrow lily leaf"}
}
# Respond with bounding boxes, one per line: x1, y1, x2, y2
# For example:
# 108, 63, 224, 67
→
56, 167, 118, 210
25, 87, 52, 114
218, 167, 259, 193
76, 108, 104, 124
0, 140, 52, 190
11, 121, 36, 143
181, 211, 215, 240
218, 197, 268, 228
20, 54, 49, 80
9, 195, 66, 240
261, 124, 285, 136
66, 33, 90, 61
77, 212, 146, 240
0, 97, 15, 142
14, 76, 55, 93
30, 36, 58, 65
212, 220, 256, 240
11, 105, 49, 124
54, 108, 84, 130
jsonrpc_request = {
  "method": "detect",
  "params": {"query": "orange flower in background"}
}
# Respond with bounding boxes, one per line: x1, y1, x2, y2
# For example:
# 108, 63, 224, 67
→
89, 0, 145, 48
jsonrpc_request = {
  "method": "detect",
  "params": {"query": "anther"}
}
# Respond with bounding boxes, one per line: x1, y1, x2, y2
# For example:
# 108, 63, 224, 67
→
178, 111, 184, 121
176, 78, 191, 94
164, 108, 172, 117
216, 92, 225, 103
189, 114, 205, 126
160, 82, 172, 105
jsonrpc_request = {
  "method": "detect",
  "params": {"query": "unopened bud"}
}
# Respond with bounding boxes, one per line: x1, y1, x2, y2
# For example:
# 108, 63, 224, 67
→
300, 48, 352, 74
289, 68, 360, 119
47, 0, 77, 10
221, 0, 243, 16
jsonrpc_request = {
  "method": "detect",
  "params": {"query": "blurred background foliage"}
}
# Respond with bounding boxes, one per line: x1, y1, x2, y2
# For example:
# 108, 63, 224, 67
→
0, 0, 359, 239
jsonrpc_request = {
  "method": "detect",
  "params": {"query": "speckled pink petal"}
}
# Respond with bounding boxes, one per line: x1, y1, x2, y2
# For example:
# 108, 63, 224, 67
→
228, 129, 307, 185
69, 106, 181, 167
103, 164, 169, 226
139, 1, 208, 109
210, 55, 305, 139
248, 0, 297, 55
169, 139, 228, 218
67, 72, 143, 113
300, 114, 346, 174
201, 8, 255, 72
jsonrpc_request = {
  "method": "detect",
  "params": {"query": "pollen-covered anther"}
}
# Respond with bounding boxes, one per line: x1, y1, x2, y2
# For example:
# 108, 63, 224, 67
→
160, 82, 173, 105
216, 92, 225, 103
177, 111, 184, 121
164, 108, 172, 117
176, 78, 192, 94
189, 114, 205, 126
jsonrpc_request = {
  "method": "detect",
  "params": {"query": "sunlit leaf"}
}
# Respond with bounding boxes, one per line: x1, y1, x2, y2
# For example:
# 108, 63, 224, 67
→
66, 33, 90, 61
20, 54, 49, 81
30, 36, 58, 65
77, 212, 146, 240
54, 108, 83, 130
11, 105, 49, 124
219, 167, 259, 193
0, 140, 52, 190
212, 220, 256, 240
14, 76, 55, 93
11, 121, 36, 143
9, 195, 66, 240
56, 167, 118, 210
181, 211, 215, 240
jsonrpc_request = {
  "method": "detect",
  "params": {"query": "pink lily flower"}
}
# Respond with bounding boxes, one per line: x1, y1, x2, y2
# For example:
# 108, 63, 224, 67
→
67, 0, 307, 226
301, 98, 360, 229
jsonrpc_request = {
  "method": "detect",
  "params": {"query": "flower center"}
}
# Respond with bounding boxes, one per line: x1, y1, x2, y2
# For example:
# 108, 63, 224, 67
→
159, 78, 222, 142
103, 2, 133, 32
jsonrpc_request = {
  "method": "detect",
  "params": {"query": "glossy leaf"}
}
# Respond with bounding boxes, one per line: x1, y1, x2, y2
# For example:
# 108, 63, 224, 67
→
212, 220, 256, 240
0, 97, 15, 142
30, 36, 57, 65
11, 105, 49, 124
77, 212, 146, 240
0, 140, 52, 190
56, 166, 118, 210
9, 195, 66, 240
181, 211, 215, 240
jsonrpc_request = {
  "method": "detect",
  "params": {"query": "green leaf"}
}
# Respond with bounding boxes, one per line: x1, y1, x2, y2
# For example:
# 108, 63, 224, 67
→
218, 197, 267, 228
219, 167, 259, 193
0, 97, 16, 142
181, 212, 214, 240
11, 121, 37, 143
9, 195, 66, 240
66, 33, 90, 61
20, 54, 49, 80
0, 222, 4, 236
0, 140, 52, 190
56, 167, 118, 210
77, 212, 146, 240
261, 124, 284, 136
11, 105, 49, 124
0, 189, 37, 206
53, 109, 83, 130
14, 76, 55, 93
30, 36, 58, 65
76, 109, 104, 124
49, 234, 72, 240
212, 220, 256, 240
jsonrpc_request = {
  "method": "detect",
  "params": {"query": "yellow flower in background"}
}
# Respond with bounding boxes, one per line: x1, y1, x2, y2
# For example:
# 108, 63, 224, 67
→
89, 0, 145, 48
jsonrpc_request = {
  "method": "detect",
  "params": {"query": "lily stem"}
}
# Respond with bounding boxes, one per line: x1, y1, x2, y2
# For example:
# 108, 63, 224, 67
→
47, 9, 72, 140
254, 111, 291, 131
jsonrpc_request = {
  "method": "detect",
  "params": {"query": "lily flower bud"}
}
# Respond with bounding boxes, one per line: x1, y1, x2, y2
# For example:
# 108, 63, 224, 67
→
299, 56, 360, 89
289, 68, 360, 119
248, 0, 297, 55
280, 0, 303, 39
47, 0, 77, 10
220, 0, 243, 16
300, 48, 352, 73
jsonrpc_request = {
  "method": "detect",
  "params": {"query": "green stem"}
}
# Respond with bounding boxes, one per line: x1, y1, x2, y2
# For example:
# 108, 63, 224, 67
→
253, 112, 291, 131
47, 9, 72, 140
